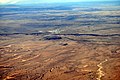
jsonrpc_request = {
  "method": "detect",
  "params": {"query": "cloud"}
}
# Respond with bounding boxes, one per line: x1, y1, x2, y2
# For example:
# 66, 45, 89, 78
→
9, 0, 20, 4
0, 0, 117, 5
0, 0, 20, 4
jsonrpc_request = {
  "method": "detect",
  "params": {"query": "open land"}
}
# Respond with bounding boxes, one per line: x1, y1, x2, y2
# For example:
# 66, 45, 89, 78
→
0, 1, 120, 80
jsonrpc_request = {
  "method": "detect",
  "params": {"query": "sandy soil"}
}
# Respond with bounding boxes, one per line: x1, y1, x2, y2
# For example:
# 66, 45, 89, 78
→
0, 35, 120, 80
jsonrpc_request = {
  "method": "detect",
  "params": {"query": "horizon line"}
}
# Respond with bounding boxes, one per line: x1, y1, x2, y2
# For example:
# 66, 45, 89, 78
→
0, 0, 119, 6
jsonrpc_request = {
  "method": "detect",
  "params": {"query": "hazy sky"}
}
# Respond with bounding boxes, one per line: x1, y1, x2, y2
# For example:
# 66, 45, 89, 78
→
0, 0, 118, 4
